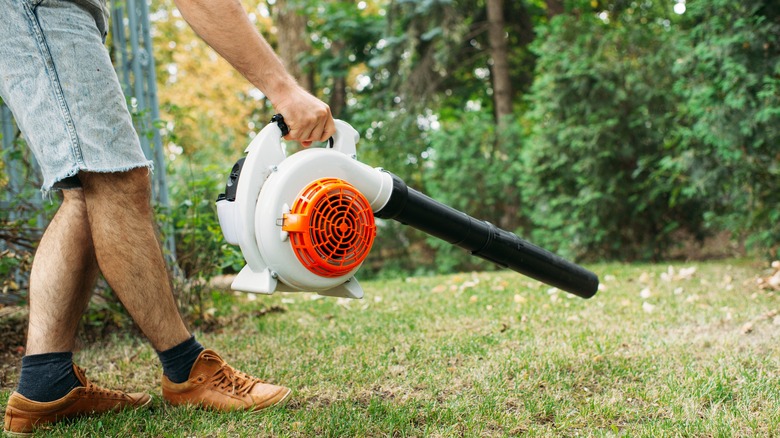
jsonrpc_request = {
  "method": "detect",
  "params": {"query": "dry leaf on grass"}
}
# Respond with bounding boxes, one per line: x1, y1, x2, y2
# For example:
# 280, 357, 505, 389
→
756, 261, 780, 291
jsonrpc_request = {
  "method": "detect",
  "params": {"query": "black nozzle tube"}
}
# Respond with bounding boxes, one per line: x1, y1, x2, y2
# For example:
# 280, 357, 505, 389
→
375, 172, 599, 299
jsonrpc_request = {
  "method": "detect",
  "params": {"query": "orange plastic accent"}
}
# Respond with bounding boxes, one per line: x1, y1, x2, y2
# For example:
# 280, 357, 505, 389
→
282, 178, 376, 278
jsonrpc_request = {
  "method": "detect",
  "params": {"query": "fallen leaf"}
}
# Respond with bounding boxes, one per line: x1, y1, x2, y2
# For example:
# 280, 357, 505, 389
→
678, 266, 697, 279
432, 284, 447, 293
768, 272, 780, 289
660, 266, 674, 282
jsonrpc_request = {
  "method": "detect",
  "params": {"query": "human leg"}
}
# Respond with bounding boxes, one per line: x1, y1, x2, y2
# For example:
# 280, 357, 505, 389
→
78, 169, 290, 410
2, 2, 155, 433
3, 170, 187, 435
25, 190, 99, 355
77, 168, 191, 351
1, 0, 288, 421
15, 190, 99, 405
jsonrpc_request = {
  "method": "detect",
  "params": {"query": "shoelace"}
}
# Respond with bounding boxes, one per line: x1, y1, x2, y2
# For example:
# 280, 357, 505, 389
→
76, 366, 128, 399
203, 354, 262, 397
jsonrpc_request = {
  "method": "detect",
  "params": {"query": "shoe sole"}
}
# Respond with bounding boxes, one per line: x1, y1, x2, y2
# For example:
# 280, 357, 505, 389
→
163, 386, 293, 412
3, 395, 153, 437
273, 388, 292, 408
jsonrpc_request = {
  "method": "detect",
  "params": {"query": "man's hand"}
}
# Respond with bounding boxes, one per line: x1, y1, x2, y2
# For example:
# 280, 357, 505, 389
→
273, 86, 336, 147
174, 0, 336, 147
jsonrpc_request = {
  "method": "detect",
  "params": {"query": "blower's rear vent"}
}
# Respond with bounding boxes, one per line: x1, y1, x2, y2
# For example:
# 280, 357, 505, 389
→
283, 178, 376, 278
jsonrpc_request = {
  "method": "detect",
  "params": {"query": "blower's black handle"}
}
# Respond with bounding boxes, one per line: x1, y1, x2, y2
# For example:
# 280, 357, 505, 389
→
271, 114, 334, 148
376, 172, 599, 299
271, 114, 290, 136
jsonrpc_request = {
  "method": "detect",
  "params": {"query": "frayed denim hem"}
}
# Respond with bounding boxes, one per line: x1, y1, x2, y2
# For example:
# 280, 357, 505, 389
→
41, 160, 155, 199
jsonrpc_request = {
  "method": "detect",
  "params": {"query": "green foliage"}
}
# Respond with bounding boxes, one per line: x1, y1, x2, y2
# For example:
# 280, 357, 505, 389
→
3, 0, 778, 293
0, 131, 57, 301
423, 111, 527, 272
523, 2, 697, 260
522, 0, 780, 261
164, 160, 244, 281
671, 0, 780, 258
301, 0, 384, 117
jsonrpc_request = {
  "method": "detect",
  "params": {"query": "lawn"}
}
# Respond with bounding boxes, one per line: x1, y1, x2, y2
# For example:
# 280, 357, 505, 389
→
2, 259, 779, 437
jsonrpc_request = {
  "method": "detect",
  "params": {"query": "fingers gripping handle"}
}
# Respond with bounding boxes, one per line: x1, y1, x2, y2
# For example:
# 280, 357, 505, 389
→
270, 114, 356, 153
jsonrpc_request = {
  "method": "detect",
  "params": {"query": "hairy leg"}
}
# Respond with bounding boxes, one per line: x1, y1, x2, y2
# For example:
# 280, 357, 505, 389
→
79, 168, 190, 351
26, 190, 100, 355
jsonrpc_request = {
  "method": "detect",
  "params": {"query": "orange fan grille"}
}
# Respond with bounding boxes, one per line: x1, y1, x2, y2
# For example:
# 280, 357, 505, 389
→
282, 178, 376, 278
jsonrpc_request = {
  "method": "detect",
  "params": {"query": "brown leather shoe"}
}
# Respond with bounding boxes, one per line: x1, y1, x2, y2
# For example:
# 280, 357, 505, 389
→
161, 349, 291, 412
3, 365, 151, 436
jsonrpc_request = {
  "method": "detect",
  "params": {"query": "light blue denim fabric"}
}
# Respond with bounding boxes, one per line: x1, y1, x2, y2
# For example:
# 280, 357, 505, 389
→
0, 0, 152, 193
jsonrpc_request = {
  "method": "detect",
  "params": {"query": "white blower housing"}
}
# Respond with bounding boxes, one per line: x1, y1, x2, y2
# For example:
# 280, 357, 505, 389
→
216, 120, 394, 299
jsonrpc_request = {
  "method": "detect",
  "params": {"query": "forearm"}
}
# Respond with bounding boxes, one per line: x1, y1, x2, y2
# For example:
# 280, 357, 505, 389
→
173, 0, 296, 104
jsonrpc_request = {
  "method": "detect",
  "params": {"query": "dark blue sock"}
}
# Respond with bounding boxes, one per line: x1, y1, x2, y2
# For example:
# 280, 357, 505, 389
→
157, 336, 205, 384
17, 352, 81, 402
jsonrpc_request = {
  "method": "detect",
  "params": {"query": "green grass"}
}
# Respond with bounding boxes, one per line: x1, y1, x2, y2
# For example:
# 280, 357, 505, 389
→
3, 259, 780, 437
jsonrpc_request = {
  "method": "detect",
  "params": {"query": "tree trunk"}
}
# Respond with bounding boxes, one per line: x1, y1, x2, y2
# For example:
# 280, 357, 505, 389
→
330, 74, 347, 118
545, 0, 565, 19
486, 0, 512, 126
273, 0, 313, 91
329, 38, 347, 118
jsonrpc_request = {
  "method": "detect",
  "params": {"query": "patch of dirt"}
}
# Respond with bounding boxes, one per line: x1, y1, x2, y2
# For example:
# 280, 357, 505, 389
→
0, 306, 28, 389
662, 309, 780, 351
665, 230, 745, 261
190, 305, 286, 332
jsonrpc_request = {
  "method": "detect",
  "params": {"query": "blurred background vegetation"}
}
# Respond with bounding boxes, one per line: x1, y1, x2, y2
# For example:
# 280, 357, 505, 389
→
1, 0, 778, 309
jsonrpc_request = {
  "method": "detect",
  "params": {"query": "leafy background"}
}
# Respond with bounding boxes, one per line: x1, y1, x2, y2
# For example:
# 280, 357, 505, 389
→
1, 0, 778, 303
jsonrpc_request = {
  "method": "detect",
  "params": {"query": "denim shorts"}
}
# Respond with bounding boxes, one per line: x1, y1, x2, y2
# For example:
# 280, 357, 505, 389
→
0, 0, 152, 193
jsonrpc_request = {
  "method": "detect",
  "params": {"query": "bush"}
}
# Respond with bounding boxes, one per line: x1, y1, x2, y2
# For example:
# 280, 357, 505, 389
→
422, 111, 528, 273
164, 161, 244, 281
522, 4, 702, 261
672, 0, 780, 259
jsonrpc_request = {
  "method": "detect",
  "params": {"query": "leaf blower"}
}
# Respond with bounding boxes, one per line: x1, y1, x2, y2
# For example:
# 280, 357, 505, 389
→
216, 116, 599, 300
